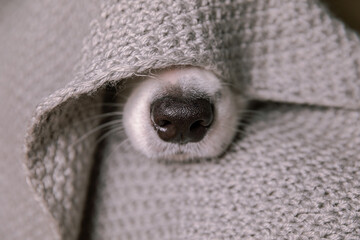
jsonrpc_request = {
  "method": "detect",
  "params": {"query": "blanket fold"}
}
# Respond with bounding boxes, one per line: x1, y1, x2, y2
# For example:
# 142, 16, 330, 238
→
25, 0, 360, 239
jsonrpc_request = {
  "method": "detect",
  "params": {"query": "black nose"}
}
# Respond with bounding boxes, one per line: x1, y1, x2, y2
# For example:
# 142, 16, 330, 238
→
150, 96, 214, 144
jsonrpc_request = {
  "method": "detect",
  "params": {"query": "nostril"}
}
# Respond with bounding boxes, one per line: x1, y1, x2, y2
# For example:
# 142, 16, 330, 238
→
188, 119, 211, 142
158, 120, 171, 127
151, 96, 214, 143
190, 120, 206, 131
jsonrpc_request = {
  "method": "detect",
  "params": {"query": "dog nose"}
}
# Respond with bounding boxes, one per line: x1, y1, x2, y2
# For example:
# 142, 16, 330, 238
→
151, 96, 214, 144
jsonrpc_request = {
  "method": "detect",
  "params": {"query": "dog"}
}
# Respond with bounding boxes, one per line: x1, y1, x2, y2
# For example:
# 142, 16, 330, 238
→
120, 66, 248, 161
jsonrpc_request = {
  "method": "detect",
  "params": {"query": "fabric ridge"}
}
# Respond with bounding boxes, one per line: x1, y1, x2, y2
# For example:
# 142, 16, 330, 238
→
24, 0, 360, 240
88, 104, 360, 239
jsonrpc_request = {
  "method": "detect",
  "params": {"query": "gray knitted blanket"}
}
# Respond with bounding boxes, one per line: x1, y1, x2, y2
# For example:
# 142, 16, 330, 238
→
4, 0, 359, 239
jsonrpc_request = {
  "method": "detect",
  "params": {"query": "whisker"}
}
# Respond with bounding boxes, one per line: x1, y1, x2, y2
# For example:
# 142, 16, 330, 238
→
238, 110, 264, 119
225, 125, 247, 134
131, 73, 161, 82
115, 94, 131, 101
133, 73, 150, 78
77, 103, 125, 111
72, 119, 124, 146
228, 140, 241, 150
100, 111, 123, 117
83, 112, 123, 119
133, 70, 162, 80
104, 138, 131, 161
95, 126, 125, 145
100, 103, 126, 107
234, 129, 247, 135
70, 112, 123, 128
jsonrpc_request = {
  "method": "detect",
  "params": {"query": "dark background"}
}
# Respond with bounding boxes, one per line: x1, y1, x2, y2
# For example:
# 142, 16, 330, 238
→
321, 0, 360, 34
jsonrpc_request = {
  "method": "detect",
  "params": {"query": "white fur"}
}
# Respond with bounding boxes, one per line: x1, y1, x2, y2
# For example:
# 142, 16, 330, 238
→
122, 67, 247, 161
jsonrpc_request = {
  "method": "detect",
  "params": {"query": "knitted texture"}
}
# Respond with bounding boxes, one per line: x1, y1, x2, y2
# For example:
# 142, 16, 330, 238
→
0, 1, 100, 240
22, 0, 360, 240
87, 104, 360, 240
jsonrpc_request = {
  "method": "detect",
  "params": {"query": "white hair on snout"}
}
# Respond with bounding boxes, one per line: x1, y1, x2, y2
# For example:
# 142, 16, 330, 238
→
122, 67, 247, 161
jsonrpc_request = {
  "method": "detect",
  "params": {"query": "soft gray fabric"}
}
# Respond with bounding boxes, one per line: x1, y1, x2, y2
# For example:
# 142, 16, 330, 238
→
1, 0, 359, 239
89, 105, 360, 240
0, 1, 100, 239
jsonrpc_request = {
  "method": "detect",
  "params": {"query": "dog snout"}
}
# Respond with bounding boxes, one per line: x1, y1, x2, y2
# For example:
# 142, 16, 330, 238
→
150, 96, 214, 144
